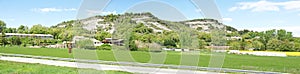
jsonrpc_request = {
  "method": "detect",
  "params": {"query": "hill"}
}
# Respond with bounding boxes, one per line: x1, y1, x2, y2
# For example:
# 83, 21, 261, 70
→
53, 12, 237, 34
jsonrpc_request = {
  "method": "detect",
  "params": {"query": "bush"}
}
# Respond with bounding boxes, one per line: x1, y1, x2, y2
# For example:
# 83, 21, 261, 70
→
96, 44, 112, 50
21, 43, 27, 47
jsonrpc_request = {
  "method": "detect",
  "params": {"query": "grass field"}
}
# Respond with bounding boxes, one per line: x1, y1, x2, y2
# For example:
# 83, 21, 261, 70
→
1, 47, 300, 73
0, 60, 132, 74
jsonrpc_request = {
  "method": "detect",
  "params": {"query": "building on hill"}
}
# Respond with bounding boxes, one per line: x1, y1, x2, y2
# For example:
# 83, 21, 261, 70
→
72, 36, 102, 47
2, 33, 53, 39
102, 38, 124, 46
226, 36, 242, 40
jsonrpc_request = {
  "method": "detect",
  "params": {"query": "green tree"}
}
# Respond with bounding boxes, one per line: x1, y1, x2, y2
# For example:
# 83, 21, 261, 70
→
294, 42, 300, 52
5, 28, 17, 33
49, 28, 63, 39
8, 36, 22, 45
196, 27, 203, 31
34, 39, 42, 46
58, 30, 74, 41
20, 37, 30, 47
267, 38, 281, 51
127, 32, 138, 51
163, 39, 176, 48
259, 29, 276, 50
0, 20, 6, 33
30, 24, 48, 34
133, 23, 153, 34
278, 40, 294, 51
198, 40, 207, 49
17, 25, 29, 33
104, 14, 118, 22
95, 31, 111, 41
0, 32, 7, 46
198, 32, 211, 42
229, 41, 240, 50
238, 29, 250, 35
252, 40, 263, 50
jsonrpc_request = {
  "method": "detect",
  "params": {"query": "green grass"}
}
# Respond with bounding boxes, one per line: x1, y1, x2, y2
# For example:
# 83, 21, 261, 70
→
0, 60, 132, 74
1, 46, 300, 73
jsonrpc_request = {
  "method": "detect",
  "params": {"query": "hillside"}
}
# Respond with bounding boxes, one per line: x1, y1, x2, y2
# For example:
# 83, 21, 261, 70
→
53, 12, 237, 34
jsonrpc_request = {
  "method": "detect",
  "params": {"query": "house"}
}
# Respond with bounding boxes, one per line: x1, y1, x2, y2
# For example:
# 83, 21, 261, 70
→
2, 33, 53, 39
226, 36, 242, 40
102, 38, 124, 46
72, 36, 102, 47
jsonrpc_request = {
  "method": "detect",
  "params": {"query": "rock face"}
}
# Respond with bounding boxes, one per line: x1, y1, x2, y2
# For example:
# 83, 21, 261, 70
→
54, 12, 236, 33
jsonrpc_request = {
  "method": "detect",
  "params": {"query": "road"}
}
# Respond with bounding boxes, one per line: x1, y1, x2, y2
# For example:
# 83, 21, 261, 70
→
0, 56, 220, 74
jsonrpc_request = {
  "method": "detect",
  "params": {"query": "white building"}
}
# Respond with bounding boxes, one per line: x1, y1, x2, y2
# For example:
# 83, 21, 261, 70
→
3, 33, 53, 39
72, 36, 102, 47
226, 36, 242, 40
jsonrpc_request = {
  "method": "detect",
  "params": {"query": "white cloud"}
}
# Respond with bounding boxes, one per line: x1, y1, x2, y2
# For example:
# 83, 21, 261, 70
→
222, 18, 233, 22
86, 10, 117, 16
33, 8, 77, 13
298, 13, 300, 16
229, 0, 300, 12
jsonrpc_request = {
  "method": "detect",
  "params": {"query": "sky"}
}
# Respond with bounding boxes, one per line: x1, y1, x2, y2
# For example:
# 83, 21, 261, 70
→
0, 0, 300, 37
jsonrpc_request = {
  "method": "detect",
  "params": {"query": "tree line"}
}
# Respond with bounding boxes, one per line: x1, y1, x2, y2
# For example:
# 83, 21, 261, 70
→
228, 29, 300, 51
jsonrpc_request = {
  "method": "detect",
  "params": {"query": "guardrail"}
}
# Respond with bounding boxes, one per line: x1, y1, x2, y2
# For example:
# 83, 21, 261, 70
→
0, 53, 283, 74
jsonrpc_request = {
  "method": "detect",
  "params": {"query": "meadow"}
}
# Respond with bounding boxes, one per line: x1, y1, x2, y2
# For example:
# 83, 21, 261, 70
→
1, 47, 300, 73
0, 60, 132, 74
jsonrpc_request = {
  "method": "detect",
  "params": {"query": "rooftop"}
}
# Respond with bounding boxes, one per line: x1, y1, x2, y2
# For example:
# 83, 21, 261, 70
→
3, 33, 53, 37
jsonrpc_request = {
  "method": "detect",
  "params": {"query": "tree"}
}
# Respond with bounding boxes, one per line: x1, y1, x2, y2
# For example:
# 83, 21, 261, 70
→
104, 14, 118, 22
34, 39, 42, 46
128, 32, 138, 51
198, 40, 207, 49
242, 33, 251, 39
0, 20, 6, 33
226, 26, 238, 32
163, 39, 177, 48
240, 38, 246, 50
8, 36, 22, 45
133, 23, 153, 34
252, 40, 263, 50
279, 40, 294, 51
5, 28, 17, 33
17, 25, 29, 33
58, 30, 74, 41
229, 41, 240, 50
20, 37, 30, 47
267, 38, 281, 51
238, 29, 250, 35
48, 28, 62, 39
196, 27, 203, 31
30, 24, 48, 34
95, 31, 111, 41
294, 42, 300, 52
259, 29, 276, 50
0, 32, 7, 46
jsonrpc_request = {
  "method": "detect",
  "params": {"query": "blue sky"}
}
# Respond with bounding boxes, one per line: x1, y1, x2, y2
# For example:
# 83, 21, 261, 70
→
0, 0, 300, 37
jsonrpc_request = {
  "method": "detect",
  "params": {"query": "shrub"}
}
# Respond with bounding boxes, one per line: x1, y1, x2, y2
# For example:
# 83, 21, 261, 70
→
96, 44, 112, 50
